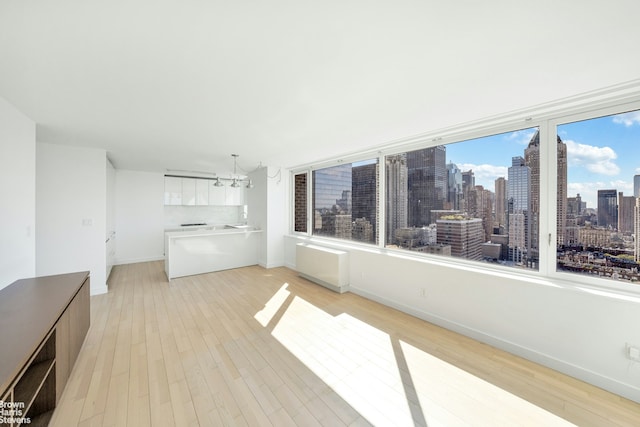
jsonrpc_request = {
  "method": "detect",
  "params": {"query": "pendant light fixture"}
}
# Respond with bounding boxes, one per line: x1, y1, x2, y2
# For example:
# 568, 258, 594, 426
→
230, 154, 241, 187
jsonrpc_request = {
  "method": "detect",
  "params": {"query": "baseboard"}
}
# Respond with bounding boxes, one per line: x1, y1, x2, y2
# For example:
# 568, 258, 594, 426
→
258, 260, 286, 269
349, 285, 640, 404
115, 256, 165, 265
299, 272, 349, 294
90, 283, 108, 296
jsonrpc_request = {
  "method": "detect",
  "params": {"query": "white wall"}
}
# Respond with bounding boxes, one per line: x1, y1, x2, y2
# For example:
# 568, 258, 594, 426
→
115, 170, 165, 264
0, 97, 36, 289
284, 236, 640, 403
248, 166, 287, 268
106, 159, 116, 280
36, 143, 107, 295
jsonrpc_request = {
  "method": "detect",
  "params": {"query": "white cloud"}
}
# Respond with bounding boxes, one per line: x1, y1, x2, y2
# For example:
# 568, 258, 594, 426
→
612, 111, 640, 127
565, 139, 619, 176
568, 180, 633, 210
458, 163, 508, 190
507, 129, 537, 145
567, 182, 599, 210
610, 179, 633, 194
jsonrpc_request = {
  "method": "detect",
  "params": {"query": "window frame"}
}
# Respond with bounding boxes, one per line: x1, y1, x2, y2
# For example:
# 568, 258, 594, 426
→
547, 100, 640, 293
290, 87, 640, 294
306, 158, 381, 246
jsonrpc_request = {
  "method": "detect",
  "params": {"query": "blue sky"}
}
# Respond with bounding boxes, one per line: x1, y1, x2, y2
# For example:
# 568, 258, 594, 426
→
446, 109, 640, 209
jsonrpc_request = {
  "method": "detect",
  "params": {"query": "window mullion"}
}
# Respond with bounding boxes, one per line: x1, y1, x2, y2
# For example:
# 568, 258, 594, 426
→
538, 121, 555, 276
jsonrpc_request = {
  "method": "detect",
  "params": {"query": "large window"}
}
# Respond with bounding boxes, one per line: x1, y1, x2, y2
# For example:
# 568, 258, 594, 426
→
291, 99, 640, 290
312, 159, 379, 244
557, 109, 640, 283
385, 128, 540, 271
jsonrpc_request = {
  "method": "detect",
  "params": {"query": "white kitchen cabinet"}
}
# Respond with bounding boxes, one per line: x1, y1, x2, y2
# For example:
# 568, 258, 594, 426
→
164, 176, 183, 205
196, 179, 209, 205
225, 184, 246, 205
165, 175, 246, 206
183, 178, 210, 205
208, 180, 226, 205
182, 178, 197, 205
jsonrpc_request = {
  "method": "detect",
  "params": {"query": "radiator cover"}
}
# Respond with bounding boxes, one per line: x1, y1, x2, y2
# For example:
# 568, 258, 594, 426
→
296, 243, 349, 293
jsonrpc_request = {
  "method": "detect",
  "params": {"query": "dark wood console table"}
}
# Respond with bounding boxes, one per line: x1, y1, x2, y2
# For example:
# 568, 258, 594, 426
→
0, 271, 90, 426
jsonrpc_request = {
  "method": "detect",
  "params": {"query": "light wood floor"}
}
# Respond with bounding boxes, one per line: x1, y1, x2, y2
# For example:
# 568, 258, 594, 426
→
50, 261, 640, 426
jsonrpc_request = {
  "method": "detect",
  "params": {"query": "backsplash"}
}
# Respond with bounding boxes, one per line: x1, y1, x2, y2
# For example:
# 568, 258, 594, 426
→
164, 205, 246, 228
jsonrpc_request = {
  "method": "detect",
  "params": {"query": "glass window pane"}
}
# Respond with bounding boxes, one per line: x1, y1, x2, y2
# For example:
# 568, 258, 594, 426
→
294, 173, 307, 233
557, 109, 640, 284
386, 127, 539, 271
312, 160, 379, 244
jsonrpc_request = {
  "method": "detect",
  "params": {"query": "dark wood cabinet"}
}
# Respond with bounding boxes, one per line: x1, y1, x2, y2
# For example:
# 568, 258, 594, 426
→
0, 272, 90, 426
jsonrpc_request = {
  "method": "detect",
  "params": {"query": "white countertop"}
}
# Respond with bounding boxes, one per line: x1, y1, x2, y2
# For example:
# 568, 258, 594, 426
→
165, 225, 262, 239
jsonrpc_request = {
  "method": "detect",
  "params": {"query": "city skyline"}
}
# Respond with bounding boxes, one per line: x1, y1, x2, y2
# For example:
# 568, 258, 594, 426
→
306, 109, 640, 282
446, 110, 640, 209
312, 109, 640, 212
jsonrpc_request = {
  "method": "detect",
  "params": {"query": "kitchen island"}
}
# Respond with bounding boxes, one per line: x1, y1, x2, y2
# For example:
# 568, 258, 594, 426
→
164, 226, 262, 280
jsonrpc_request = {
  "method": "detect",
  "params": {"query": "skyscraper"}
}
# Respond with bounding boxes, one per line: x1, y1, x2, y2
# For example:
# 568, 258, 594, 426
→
508, 156, 531, 264
634, 175, 640, 198
461, 169, 475, 215
618, 192, 635, 234
524, 130, 567, 253
495, 177, 507, 227
635, 198, 640, 262
407, 146, 446, 226
386, 154, 408, 245
597, 189, 618, 229
566, 193, 583, 246
352, 161, 379, 243
446, 162, 462, 210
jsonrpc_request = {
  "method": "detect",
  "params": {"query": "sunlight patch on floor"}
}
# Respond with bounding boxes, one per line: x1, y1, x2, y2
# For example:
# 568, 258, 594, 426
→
400, 340, 576, 426
271, 296, 414, 426
261, 289, 578, 427
254, 283, 291, 327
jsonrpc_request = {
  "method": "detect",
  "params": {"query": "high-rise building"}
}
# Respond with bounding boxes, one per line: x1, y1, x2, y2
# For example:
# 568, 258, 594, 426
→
462, 169, 475, 190
634, 175, 640, 198
618, 192, 635, 234
566, 193, 583, 246
352, 162, 379, 243
635, 198, 640, 262
386, 154, 408, 245
508, 156, 531, 264
567, 193, 583, 216
436, 215, 483, 260
352, 217, 374, 243
446, 162, 462, 210
597, 189, 618, 229
461, 169, 475, 214
495, 177, 507, 227
319, 212, 352, 239
472, 185, 493, 241
524, 130, 567, 252
407, 146, 446, 226
335, 190, 351, 213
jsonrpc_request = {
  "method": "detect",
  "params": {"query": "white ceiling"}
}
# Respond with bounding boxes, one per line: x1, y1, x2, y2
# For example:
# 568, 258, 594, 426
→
1, 1, 639, 176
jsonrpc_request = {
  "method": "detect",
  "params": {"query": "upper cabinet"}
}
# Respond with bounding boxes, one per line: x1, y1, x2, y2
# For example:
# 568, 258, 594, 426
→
226, 184, 246, 206
165, 176, 246, 206
196, 179, 209, 205
164, 176, 182, 205
208, 180, 226, 205
182, 178, 196, 205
